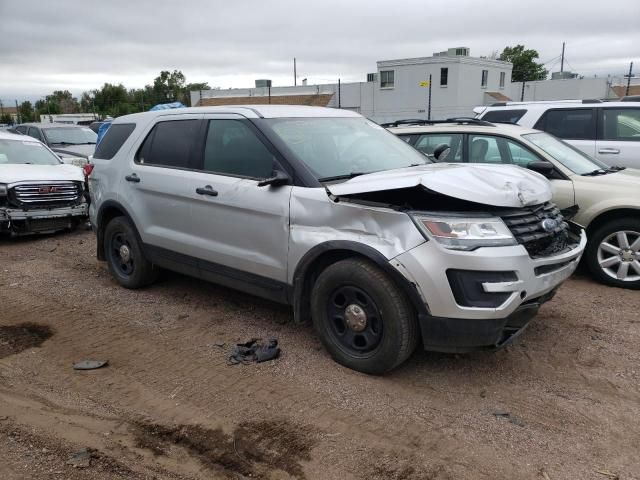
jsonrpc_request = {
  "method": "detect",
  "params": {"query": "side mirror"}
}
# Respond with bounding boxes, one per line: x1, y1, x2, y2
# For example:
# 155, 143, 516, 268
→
527, 160, 555, 175
257, 169, 291, 187
433, 144, 451, 162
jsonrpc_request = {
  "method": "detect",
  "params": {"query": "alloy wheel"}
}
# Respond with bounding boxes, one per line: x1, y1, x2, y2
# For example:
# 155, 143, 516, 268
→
597, 230, 640, 282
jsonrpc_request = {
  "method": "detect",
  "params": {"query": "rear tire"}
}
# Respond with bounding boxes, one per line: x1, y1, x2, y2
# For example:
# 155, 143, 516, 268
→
104, 216, 158, 289
311, 258, 418, 374
585, 218, 640, 290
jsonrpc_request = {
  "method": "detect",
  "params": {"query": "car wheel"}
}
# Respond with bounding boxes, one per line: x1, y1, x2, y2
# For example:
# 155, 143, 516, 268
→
311, 258, 418, 374
104, 216, 158, 289
586, 218, 640, 290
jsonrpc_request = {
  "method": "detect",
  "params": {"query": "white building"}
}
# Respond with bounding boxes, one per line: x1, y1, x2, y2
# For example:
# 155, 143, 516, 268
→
193, 48, 513, 122
38, 113, 98, 124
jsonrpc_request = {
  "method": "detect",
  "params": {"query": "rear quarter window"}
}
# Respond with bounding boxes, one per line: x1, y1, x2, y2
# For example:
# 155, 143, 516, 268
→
93, 123, 136, 160
482, 109, 527, 124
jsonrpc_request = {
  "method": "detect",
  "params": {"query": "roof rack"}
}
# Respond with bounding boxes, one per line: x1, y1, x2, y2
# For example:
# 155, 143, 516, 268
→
381, 117, 495, 128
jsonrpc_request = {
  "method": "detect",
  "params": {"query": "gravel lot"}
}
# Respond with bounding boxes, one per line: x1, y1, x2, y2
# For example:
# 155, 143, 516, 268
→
1, 229, 639, 480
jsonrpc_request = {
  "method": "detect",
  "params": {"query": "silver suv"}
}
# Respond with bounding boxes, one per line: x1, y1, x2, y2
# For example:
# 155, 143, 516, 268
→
88, 105, 586, 374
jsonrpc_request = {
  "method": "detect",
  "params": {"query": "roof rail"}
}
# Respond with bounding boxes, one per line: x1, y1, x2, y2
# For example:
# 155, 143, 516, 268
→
621, 95, 640, 102
490, 102, 508, 107
581, 99, 602, 104
382, 117, 496, 128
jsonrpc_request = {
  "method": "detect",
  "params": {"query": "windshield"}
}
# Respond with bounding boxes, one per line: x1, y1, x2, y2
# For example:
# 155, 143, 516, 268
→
264, 117, 430, 180
44, 126, 97, 145
523, 132, 609, 175
0, 139, 62, 165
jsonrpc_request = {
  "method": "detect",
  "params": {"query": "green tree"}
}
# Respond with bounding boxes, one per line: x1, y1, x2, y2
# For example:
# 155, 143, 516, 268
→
499, 45, 548, 82
184, 82, 211, 106
35, 98, 62, 117
19, 101, 35, 122
152, 70, 186, 103
0, 113, 12, 125
48, 90, 80, 113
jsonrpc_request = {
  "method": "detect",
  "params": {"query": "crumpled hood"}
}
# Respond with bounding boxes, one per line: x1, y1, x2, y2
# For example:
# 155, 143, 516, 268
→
326, 163, 552, 208
0, 164, 84, 185
50, 144, 95, 158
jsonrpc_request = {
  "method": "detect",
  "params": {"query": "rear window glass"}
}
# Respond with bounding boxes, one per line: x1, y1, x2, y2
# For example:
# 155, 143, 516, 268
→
535, 109, 595, 140
93, 124, 136, 160
482, 109, 527, 124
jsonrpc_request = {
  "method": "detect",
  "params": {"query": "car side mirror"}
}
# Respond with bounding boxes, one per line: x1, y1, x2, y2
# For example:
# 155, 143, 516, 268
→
527, 160, 555, 176
257, 169, 291, 187
433, 144, 451, 162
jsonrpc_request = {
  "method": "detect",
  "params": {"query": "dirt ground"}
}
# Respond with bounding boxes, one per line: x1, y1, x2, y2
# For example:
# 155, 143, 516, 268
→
0, 229, 639, 480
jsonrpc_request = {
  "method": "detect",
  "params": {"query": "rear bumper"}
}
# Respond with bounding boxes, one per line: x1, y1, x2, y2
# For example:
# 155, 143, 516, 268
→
418, 289, 556, 352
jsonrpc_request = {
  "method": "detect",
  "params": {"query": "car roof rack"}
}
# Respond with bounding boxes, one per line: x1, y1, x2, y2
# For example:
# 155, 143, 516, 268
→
381, 117, 495, 128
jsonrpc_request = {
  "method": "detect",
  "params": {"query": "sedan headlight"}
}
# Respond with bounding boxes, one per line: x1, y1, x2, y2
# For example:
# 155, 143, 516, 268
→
0, 183, 7, 196
411, 214, 517, 250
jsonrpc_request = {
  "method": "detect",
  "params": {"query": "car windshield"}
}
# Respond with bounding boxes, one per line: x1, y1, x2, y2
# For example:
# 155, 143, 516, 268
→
44, 126, 97, 145
264, 117, 430, 181
523, 132, 609, 175
0, 139, 62, 165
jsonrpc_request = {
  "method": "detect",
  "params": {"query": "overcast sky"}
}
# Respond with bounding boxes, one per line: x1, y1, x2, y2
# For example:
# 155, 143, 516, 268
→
1, 0, 638, 103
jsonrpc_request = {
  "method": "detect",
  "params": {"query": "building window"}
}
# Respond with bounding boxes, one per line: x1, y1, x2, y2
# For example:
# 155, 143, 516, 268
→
440, 68, 448, 86
380, 70, 394, 88
481, 70, 488, 87
499, 72, 506, 88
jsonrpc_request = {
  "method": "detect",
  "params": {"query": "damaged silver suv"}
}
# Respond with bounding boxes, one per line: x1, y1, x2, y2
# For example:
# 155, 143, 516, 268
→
88, 106, 586, 374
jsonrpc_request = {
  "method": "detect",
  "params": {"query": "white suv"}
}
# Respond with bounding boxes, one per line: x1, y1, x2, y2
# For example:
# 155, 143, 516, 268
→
88, 105, 585, 374
388, 119, 640, 289
474, 100, 640, 169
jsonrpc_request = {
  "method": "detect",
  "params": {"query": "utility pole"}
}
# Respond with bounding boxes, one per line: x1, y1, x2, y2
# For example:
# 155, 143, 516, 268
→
268, 85, 271, 104
626, 61, 634, 96
560, 42, 565, 73
294, 58, 297, 86
338, 78, 341, 108
521, 80, 526, 101
427, 74, 432, 120
0, 99, 4, 116
15, 100, 20, 124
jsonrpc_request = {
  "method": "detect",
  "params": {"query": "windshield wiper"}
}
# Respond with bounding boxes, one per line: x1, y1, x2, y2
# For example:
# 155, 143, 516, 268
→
608, 166, 626, 172
581, 169, 609, 176
51, 141, 81, 146
318, 172, 367, 182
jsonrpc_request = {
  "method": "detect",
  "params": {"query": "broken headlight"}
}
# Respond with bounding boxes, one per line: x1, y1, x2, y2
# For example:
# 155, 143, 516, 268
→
410, 214, 517, 251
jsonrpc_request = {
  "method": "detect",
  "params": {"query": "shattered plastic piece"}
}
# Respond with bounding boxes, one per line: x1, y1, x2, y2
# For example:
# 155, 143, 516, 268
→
228, 339, 280, 365
66, 449, 92, 468
73, 360, 109, 370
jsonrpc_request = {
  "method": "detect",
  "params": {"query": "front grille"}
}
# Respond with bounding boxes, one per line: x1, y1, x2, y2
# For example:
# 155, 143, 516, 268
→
10, 182, 82, 208
500, 202, 569, 258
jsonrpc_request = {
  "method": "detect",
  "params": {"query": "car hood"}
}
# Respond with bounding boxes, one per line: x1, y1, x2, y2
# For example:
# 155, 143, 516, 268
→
0, 164, 84, 185
50, 144, 95, 158
326, 163, 552, 208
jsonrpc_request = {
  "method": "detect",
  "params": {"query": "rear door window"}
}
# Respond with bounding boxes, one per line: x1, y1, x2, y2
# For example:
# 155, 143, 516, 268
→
468, 134, 542, 167
534, 108, 596, 140
601, 108, 640, 141
27, 127, 44, 141
482, 109, 527, 124
94, 124, 136, 160
413, 133, 463, 161
137, 119, 200, 169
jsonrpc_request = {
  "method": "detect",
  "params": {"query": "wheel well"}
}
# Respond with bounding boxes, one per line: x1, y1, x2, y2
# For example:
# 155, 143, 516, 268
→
292, 248, 425, 325
586, 209, 640, 237
96, 205, 127, 260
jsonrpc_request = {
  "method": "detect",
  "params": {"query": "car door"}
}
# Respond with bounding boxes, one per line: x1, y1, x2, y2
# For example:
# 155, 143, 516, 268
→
465, 133, 575, 210
595, 107, 640, 169
119, 113, 206, 258
533, 108, 597, 158
188, 114, 292, 292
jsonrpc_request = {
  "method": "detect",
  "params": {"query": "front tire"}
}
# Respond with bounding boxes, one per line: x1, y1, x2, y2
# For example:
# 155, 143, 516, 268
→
104, 216, 158, 289
311, 258, 418, 374
586, 218, 640, 290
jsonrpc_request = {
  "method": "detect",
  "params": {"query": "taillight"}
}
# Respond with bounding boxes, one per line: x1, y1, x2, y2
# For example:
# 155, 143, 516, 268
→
83, 164, 94, 177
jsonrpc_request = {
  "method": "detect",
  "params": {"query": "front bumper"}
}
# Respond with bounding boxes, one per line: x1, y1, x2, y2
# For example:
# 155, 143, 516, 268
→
391, 229, 586, 350
0, 204, 88, 234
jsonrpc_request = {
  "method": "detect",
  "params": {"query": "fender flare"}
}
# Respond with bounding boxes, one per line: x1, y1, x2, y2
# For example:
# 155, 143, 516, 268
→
291, 240, 428, 324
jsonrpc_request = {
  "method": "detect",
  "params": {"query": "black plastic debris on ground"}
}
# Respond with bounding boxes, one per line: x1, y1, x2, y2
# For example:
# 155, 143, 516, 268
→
228, 339, 280, 365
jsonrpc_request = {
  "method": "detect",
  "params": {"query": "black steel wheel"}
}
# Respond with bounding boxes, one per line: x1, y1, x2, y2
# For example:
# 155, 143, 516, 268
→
104, 216, 158, 289
311, 258, 418, 374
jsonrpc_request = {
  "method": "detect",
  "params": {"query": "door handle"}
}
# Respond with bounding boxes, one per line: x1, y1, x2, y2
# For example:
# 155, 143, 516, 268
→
196, 185, 218, 197
125, 174, 140, 183
598, 148, 620, 154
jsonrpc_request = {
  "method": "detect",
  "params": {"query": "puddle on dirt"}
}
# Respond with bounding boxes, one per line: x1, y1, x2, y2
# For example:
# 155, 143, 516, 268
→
132, 419, 315, 479
0, 323, 53, 358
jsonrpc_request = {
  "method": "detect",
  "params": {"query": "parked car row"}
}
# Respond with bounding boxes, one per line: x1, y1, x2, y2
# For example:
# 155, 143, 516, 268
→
2, 103, 636, 374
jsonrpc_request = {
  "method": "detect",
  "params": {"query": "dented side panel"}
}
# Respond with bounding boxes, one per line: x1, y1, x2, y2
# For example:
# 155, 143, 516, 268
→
287, 187, 426, 284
